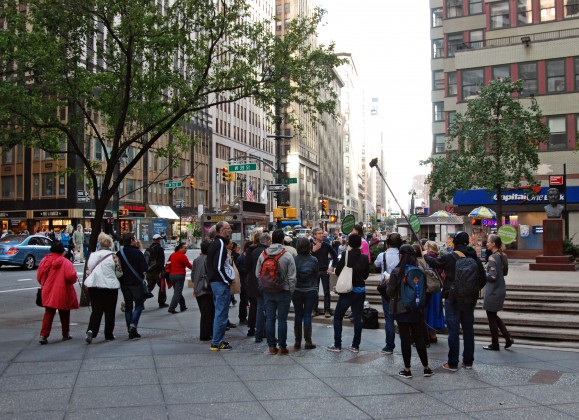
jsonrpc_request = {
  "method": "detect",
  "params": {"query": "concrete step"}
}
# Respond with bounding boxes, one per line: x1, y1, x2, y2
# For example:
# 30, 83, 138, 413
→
501, 300, 579, 313
473, 309, 579, 329
504, 290, 579, 303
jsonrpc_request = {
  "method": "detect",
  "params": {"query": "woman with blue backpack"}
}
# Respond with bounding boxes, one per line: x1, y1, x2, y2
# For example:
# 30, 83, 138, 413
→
387, 244, 434, 379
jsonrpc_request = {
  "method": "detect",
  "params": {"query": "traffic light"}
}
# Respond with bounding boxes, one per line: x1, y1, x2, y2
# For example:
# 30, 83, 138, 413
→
189, 177, 195, 187
329, 215, 337, 223
221, 167, 228, 182
226, 172, 236, 182
320, 199, 324, 211
320, 200, 329, 214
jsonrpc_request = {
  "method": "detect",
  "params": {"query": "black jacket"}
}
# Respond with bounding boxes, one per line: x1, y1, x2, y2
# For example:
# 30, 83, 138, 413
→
207, 235, 232, 284
311, 241, 339, 271
424, 245, 485, 299
335, 248, 369, 288
146, 242, 165, 273
117, 245, 148, 286
245, 244, 266, 297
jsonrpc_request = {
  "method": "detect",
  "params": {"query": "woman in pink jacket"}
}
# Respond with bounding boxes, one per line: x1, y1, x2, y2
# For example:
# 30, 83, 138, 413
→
37, 241, 79, 344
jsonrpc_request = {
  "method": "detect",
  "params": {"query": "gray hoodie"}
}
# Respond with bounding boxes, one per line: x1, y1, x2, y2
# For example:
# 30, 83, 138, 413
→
255, 243, 297, 294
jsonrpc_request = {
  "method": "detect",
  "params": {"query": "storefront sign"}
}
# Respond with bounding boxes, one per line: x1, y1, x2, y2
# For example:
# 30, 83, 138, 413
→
0, 211, 27, 218
83, 209, 113, 218
33, 210, 69, 218
454, 186, 578, 205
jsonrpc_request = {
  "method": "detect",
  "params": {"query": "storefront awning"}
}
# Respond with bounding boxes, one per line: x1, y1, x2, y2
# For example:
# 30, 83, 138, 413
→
149, 205, 179, 220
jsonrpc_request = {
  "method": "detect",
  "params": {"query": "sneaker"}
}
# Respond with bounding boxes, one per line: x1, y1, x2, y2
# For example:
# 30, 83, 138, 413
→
39, 336, 48, 345
168, 309, 177, 314
327, 346, 342, 353
210, 342, 232, 351
268, 347, 278, 354
505, 338, 514, 349
105, 335, 116, 341
247, 328, 255, 337
381, 347, 393, 355
348, 346, 359, 353
227, 321, 237, 328
483, 344, 500, 351
180, 307, 188, 312
120, 301, 125, 312
128, 327, 140, 340
398, 369, 412, 378
324, 311, 331, 318
423, 368, 434, 377
278, 348, 289, 355
159, 303, 169, 308
461, 362, 473, 370
442, 362, 458, 372
62, 335, 72, 341
85, 330, 93, 344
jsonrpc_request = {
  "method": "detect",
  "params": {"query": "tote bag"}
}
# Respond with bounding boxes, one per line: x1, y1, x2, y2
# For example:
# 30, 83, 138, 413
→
335, 250, 353, 294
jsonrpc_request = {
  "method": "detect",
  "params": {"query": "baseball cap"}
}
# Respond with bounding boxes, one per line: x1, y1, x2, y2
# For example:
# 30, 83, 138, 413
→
153, 234, 161, 240
453, 231, 470, 246
284, 236, 292, 244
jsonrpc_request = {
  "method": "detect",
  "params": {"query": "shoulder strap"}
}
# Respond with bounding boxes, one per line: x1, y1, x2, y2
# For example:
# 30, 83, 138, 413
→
87, 252, 113, 276
382, 252, 386, 272
120, 247, 143, 280
454, 251, 466, 259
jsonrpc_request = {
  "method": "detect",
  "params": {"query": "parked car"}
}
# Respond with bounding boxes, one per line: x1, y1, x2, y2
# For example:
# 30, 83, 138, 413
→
0, 235, 74, 270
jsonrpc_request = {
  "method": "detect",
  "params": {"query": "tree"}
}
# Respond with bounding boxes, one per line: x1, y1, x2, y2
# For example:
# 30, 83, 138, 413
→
420, 78, 550, 226
0, 0, 342, 253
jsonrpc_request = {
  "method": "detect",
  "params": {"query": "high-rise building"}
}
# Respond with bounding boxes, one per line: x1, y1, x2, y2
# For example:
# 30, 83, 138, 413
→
430, 0, 579, 256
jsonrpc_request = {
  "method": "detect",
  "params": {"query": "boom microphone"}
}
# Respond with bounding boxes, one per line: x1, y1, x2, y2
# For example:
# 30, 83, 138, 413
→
369, 158, 378, 168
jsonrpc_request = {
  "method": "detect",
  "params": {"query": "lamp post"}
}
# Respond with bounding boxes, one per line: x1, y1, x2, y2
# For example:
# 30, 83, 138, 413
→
409, 188, 416, 216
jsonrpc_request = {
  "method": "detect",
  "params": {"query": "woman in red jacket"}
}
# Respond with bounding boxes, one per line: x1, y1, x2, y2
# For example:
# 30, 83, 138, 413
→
167, 242, 192, 314
37, 241, 79, 344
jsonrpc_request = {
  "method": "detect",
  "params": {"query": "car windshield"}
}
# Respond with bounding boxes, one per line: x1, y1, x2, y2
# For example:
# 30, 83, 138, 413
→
0, 235, 24, 244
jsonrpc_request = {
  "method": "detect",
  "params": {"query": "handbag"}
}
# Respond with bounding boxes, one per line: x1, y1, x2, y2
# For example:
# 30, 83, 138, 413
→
120, 247, 152, 298
200, 260, 212, 293
335, 250, 353, 294
36, 288, 43, 307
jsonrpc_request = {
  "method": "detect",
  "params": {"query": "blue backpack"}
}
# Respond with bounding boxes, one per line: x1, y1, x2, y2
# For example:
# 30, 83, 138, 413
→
400, 264, 427, 312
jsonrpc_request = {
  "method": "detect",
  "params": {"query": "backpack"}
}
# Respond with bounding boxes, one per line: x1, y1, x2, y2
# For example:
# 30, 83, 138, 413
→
400, 264, 427, 312
258, 249, 286, 293
144, 244, 159, 272
449, 251, 480, 306
418, 258, 442, 294
362, 307, 379, 329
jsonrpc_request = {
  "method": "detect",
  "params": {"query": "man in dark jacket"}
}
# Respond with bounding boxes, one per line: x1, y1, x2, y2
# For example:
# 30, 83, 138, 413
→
311, 227, 339, 318
117, 233, 148, 339
206, 221, 233, 351
424, 231, 485, 371
246, 233, 270, 341
146, 234, 167, 308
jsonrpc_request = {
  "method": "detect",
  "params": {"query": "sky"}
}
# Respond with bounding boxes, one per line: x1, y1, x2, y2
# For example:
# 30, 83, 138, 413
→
316, 1, 433, 210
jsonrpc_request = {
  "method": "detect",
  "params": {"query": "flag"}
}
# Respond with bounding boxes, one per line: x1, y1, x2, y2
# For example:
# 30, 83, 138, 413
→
260, 186, 267, 203
245, 184, 255, 201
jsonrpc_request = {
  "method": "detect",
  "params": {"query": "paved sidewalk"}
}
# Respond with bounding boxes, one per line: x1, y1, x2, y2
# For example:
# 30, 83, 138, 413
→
0, 259, 578, 419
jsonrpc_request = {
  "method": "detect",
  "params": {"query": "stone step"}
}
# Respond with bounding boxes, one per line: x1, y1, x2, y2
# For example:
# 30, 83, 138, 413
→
473, 309, 579, 329
501, 300, 579, 313
504, 291, 579, 303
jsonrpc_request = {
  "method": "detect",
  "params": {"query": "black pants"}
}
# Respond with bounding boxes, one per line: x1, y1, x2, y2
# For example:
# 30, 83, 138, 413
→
486, 310, 510, 346
147, 272, 166, 305
238, 277, 248, 322
248, 296, 257, 329
398, 322, 429, 369
87, 288, 119, 339
196, 293, 215, 340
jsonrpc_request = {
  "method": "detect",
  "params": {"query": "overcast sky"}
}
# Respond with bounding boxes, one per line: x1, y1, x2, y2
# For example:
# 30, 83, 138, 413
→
317, 1, 432, 211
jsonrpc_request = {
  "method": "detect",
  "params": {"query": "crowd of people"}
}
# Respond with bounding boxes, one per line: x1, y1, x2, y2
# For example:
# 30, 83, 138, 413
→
35, 223, 513, 378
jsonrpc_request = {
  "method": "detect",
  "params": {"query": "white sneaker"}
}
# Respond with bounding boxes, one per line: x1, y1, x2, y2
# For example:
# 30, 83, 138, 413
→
327, 346, 341, 353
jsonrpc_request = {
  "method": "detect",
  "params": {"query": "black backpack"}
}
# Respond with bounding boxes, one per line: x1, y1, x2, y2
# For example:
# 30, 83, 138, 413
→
362, 307, 379, 329
449, 251, 480, 306
144, 244, 159, 272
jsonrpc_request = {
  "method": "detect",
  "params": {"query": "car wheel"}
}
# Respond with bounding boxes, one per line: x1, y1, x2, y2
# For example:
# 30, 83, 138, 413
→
23, 255, 35, 270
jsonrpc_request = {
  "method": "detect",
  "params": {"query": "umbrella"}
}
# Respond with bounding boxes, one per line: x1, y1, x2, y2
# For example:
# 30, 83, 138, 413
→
429, 210, 452, 217
468, 206, 496, 219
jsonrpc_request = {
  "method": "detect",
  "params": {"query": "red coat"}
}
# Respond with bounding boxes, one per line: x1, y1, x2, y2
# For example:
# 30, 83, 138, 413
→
37, 253, 79, 310
168, 251, 192, 275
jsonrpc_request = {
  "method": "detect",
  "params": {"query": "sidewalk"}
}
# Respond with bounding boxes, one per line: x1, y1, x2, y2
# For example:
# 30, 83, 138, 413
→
1, 280, 579, 419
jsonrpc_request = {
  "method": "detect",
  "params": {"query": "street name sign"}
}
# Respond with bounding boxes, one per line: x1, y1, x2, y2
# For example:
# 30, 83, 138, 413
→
268, 184, 288, 192
164, 181, 182, 189
229, 163, 257, 172
281, 178, 298, 185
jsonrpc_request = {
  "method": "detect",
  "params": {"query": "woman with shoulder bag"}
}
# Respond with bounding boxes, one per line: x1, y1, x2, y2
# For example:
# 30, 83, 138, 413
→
85, 232, 123, 344
167, 242, 192, 314
387, 244, 434, 379
327, 234, 369, 353
483, 234, 513, 351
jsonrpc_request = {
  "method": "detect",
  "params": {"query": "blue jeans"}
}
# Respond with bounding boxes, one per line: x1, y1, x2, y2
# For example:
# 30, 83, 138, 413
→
292, 290, 318, 328
255, 294, 265, 339
121, 285, 144, 330
211, 281, 231, 346
445, 299, 475, 367
381, 296, 396, 351
318, 272, 331, 312
264, 291, 292, 349
333, 292, 365, 349
168, 274, 186, 311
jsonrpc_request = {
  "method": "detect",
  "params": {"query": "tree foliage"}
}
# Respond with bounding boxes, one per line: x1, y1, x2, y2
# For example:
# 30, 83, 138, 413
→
0, 0, 343, 246
420, 78, 550, 224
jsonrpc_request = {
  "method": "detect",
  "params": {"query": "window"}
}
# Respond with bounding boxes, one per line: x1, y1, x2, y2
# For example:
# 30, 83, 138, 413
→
284, 2, 290, 14
548, 117, 567, 150
546, 60, 566, 93
432, 8, 443, 27
517, 0, 533, 25
448, 72, 458, 96
94, 140, 103, 161
447, 32, 464, 57
519, 62, 538, 96
432, 39, 443, 59
434, 102, 445, 122
433, 70, 444, 90
565, 0, 579, 18
447, 0, 463, 18
469, 29, 484, 49
575, 57, 579, 90
447, 111, 457, 134
276, 4, 281, 15
490, 1, 511, 28
469, 0, 483, 14
42, 173, 57, 196
540, 0, 556, 22
1, 148, 14, 164
462, 69, 484, 98
1, 177, 13, 199
492, 65, 511, 80
434, 134, 446, 153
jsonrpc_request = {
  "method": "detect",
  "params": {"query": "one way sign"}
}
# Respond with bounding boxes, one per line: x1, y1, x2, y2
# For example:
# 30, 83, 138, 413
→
268, 184, 288, 192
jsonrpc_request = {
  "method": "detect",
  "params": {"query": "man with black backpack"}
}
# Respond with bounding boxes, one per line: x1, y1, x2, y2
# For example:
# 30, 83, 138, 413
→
424, 231, 485, 371
145, 234, 167, 308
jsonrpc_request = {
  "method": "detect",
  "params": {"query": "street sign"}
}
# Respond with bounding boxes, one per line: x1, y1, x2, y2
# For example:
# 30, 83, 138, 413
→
409, 214, 421, 235
164, 181, 182, 189
77, 190, 90, 203
281, 178, 298, 185
268, 184, 288, 192
498, 225, 517, 244
229, 163, 257, 172
341, 214, 356, 234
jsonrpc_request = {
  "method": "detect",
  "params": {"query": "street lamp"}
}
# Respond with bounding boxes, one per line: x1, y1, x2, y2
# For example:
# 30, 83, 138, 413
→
408, 188, 416, 215
266, 133, 293, 207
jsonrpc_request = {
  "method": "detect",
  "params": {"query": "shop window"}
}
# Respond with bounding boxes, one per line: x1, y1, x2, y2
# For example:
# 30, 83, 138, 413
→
492, 65, 511, 80
517, 0, 533, 25
432, 8, 443, 27
469, 0, 483, 15
565, 0, 579, 18
548, 116, 567, 150
519, 62, 538, 96
447, 0, 464, 18
448, 72, 458, 96
546, 60, 566, 93
540, 0, 556, 22
432, 39, 443, 59
434, 134, 446, 153
433, 70, 444, 90
434, 102, 445, 122
462, 68, 484, 98
490, 1, 510, 29
447, 32, 464, 57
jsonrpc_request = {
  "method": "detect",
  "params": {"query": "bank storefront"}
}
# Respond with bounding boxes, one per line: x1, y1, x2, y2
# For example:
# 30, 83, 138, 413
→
454, 186, 579, 258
